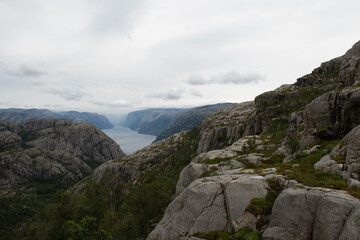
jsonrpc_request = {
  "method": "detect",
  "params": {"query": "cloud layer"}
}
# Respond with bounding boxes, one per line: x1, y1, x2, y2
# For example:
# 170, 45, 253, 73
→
187, 71, 263, 86
45, 88, 86, 101
0, 0, 359, 114
148, 89, 184, 101
0, 63, 48, 77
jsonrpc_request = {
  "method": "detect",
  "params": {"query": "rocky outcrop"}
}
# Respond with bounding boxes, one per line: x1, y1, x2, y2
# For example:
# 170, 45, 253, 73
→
295, 57, 341, 88
0, 119, 124, 187
288, 86, 360, 147
177, 134, 275, 194
286, 41, 360, 147
25, 120, 122, 164
339, 40, 360, 86
196, 101, 255, 153
148, 174, 269, 240
176, 162, 208, 195
263, 187, 360, 240
305, 87, 360, 136
314, 124, 360, 187
80, 132, 188, 187
175, 160, 245, 196
0, 120, 22, 151
147, 41, 360, 240
294, 40, 360, 88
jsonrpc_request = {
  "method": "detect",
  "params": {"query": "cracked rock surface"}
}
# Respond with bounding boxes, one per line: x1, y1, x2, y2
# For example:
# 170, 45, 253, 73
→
147, 174, 268, 240
263, 187, 360, 240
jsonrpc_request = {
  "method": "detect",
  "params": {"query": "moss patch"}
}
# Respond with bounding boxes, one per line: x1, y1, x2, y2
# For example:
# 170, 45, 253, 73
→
193, 227, 262, 240
245, 178, 282, 217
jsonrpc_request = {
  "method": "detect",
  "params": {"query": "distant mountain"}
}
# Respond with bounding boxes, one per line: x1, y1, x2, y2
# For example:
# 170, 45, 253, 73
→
0, 108, 56, 124
123, 108, 186, 136
0, 108, 113, 129
155, 103, 236, 141
57, 111, 113, 129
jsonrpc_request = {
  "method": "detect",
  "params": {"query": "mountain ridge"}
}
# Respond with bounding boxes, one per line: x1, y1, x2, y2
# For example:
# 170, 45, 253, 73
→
0, 108, 113, 129
154, 103, 236, 141
6, 40, 360, 240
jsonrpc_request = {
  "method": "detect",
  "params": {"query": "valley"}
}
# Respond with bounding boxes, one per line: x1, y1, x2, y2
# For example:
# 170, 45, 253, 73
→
1, 40, 360, 240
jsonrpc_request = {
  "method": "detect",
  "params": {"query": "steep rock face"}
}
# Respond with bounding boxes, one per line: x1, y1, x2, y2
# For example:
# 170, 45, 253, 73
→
155, 103, 235, 141
0, 119, 124, 186
263, 187, 360, 240
81, 132, 188, 187
192, 41, 360, 154
314, 124, 360, 186
286, 41, 360, 146
148, 174, 268, 240
254, 82, 338, 141
196, 101, 255, 153
0, 120, 22, 151
295, 57, 341, 88
146, 41, 360, 240
288, 86, 360, 146
295, 40, 360, 88
25, 120, 122, 164
339, 40, 360, 86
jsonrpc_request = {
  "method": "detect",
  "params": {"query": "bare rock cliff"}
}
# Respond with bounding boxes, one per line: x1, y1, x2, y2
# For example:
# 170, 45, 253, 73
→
0, 118, 124, 187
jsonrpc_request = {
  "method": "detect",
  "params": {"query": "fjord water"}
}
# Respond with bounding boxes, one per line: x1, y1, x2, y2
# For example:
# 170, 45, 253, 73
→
102, 125, 156, 154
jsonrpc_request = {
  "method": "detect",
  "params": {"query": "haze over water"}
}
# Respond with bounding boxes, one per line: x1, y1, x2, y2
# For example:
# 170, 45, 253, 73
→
103, 126, 156, 155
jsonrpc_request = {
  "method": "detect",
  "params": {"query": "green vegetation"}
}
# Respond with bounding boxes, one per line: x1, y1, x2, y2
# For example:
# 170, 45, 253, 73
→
263, 119, 289, 145
317, 125, 334, 132
234, 227, 262, 240
273, 140, 343, 188
193, 227, 262, 240
11, 127, 200, 240
4, 66, 357, 239
193, 231, 232, 240
333, 154, 346, 163
0, 182, 64, 238
257, 76, 338, 122
242, 137, 257, 154
66, 216, 112, 240
245, 178, 282, 228
285, 135, 300, 154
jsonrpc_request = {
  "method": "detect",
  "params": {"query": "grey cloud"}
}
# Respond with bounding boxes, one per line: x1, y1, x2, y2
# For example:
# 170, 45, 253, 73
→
187, 75, 207, 86
44, 104, 64, 108
88, 0, 145, 35
186, 71, 263, 86
148, 89, 184, 101
20, 65, 48, 77
211, 71, 263, 84
190, 90, 203, 97
90, 100, 131, 108
0, 102, 9, 106
0, 63, 48, 77
45, 88, 86, 101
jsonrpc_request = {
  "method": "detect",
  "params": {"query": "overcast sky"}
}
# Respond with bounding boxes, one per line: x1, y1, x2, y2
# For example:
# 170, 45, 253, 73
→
1, 0, 359, 115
